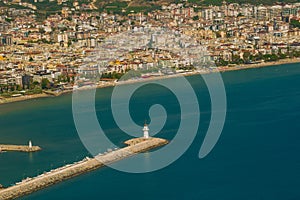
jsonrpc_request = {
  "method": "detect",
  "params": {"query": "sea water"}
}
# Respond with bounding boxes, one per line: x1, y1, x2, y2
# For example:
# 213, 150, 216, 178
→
0, 63, 300, 200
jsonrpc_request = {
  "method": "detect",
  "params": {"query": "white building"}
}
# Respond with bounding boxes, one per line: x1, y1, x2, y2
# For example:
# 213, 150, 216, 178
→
143, 124, 149, 139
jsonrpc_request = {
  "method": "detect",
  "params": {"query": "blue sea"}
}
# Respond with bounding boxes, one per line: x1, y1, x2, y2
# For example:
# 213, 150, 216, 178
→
0, 63, 300, 199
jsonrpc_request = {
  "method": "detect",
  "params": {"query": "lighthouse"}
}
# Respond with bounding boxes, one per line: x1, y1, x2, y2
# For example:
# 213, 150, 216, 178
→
29, 140, 32, 149
143, 124, 149, 139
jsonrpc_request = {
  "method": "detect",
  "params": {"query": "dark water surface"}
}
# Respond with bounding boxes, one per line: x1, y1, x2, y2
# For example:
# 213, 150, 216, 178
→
1, 63, 300, 200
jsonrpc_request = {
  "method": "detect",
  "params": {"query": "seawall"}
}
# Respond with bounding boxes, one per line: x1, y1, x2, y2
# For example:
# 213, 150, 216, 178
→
0, 137, 168, 200
0, 145, 41, 152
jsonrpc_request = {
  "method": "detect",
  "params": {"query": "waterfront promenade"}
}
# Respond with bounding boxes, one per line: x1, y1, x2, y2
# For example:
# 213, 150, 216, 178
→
0, 137, 168, 200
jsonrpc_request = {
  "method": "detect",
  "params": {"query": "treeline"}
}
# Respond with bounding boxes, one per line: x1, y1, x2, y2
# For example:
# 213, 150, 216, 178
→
101, 71, 124, 79
216, 50, 300, 66
0, 74, 74, 97
101, 70, 142, 80
201, 0, 300, 5
7, 0, 299, 16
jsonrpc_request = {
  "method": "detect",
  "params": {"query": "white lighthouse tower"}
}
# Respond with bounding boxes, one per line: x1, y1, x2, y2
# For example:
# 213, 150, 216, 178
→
29, 140, 32, 149
143, 123, 149, 139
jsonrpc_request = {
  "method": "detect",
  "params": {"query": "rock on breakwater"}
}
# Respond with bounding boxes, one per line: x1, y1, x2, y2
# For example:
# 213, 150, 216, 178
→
0, 137, 168, 200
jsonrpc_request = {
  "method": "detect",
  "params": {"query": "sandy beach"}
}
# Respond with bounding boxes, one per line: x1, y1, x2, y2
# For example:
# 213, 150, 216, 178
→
0, 93, 51, 105
0, 58, 299, 105
217, 57, 300, 72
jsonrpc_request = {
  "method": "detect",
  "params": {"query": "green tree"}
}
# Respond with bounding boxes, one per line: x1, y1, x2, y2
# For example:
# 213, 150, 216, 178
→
243, 52, 251, 62
16, 85, 22, 91
41, 78, 50, 89
39, 28, 45, 34
216, 59, 228, 66
278, 51, 287, 59
231, 55, 243, 64
192, 16, 199, 21
290, 19, 300, 28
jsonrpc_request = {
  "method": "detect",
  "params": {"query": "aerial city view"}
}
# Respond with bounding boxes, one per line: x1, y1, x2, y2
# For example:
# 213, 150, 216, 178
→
0, 0, 300, 199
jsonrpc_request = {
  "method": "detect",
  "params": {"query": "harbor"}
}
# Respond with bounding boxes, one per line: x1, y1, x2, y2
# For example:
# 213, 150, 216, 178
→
0, 141, 41, 153
0, 136, 168, 200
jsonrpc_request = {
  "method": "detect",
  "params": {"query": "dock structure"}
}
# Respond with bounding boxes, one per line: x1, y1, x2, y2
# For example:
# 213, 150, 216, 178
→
0, 143, 41, 153
0, 137, 168, 200
0, 141, 41, 153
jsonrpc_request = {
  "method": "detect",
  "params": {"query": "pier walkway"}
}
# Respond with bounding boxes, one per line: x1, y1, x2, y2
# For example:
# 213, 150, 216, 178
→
0, 144, 41, 153
0, 137, 168, 200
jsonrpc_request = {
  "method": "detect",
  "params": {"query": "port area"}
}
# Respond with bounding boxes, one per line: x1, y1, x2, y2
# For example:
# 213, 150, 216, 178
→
0, 137, 168, 200
0, 144, 41, 153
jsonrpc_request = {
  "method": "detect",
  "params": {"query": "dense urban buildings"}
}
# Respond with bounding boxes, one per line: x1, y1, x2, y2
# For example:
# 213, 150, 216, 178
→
0, 0, 300, 98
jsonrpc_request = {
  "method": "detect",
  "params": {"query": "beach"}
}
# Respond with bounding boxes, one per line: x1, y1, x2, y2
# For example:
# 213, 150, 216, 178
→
0, 93, 51, 105
217, 57, 300, 72
1, 58, 299, 105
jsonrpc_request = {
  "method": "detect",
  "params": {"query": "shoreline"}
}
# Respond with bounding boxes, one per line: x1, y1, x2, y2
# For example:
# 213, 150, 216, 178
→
0, 93, 51, 105
216, 57, 300, 72
0, 58, 299, 106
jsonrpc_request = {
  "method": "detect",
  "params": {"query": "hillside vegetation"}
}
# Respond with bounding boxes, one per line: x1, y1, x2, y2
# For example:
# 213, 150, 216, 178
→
2, 0, 300, 15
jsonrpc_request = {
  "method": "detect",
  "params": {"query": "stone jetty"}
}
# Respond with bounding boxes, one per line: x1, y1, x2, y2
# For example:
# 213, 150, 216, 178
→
0, 137, 168, 200
0, 143, 41, 153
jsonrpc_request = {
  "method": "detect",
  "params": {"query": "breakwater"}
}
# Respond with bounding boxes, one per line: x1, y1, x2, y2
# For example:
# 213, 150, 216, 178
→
0, 144, 41, 153
0, 137, 168, 200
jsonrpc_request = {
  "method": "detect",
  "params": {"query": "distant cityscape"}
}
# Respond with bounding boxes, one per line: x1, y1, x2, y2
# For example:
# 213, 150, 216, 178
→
1, 1, 300, 98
